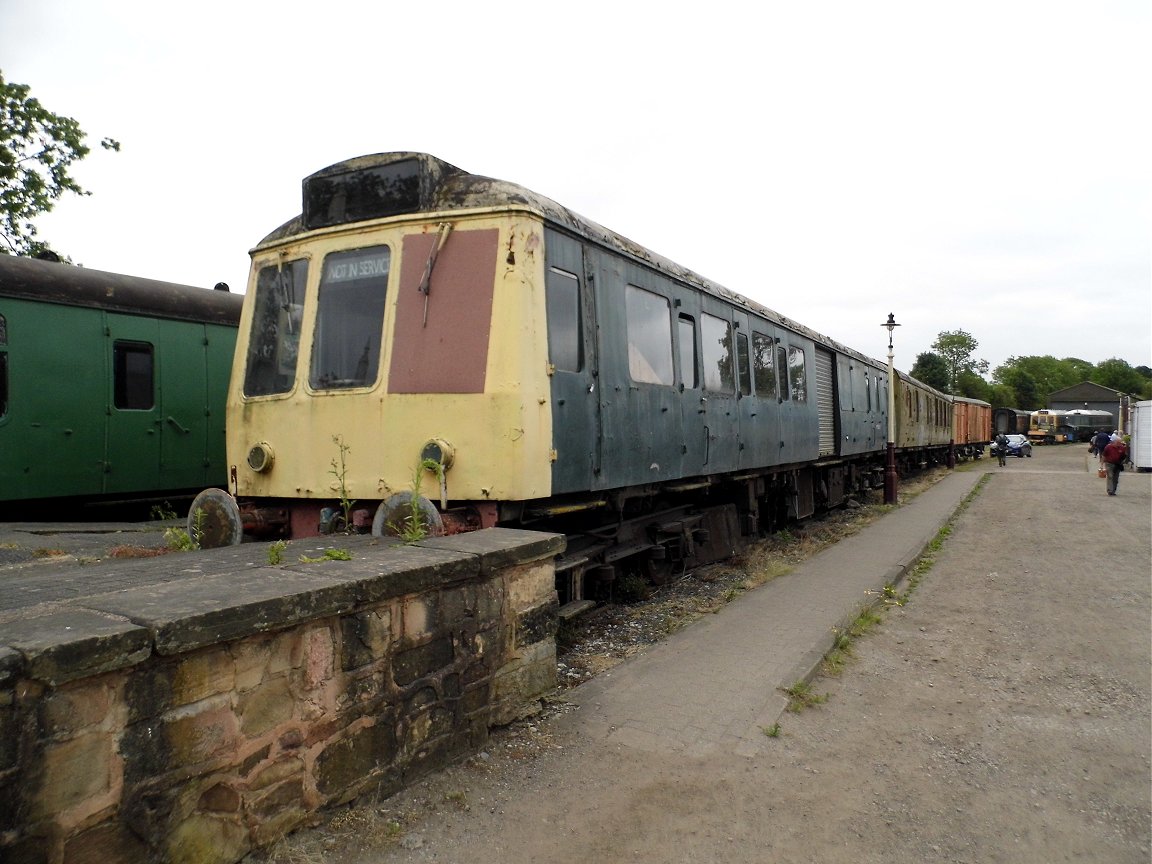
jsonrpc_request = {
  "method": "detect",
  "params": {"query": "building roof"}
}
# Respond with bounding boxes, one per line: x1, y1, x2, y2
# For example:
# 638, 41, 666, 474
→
1048, 381, 1132, 401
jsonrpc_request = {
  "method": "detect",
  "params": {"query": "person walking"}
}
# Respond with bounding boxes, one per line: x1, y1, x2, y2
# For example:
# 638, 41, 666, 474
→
1092, 428, 1111, 467
994, 432, 1010, 467
1101, 433, 1128, 496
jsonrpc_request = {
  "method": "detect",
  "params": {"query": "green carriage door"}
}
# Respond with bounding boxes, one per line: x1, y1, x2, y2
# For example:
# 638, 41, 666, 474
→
156, 318, 213, 489
103, 314, 162, 494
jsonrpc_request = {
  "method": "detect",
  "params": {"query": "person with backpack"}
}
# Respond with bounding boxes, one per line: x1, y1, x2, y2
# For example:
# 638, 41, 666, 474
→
1092, 429, 1111, 465
993, 432, 1010, 467
1101, 433, 1128, 496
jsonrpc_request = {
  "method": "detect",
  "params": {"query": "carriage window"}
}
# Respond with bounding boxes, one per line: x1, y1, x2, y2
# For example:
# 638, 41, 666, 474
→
678, 315, 698, 389
625, 285, 674, 385
752, 332, 775, 398
311, 246, 390, 390
546, 266, 581, 372
701, 313, 734, 392
113, 341, 154, 410
865, 372, 872, 412
776, 344, 789, 401
245, 259, 308, 396
736, 331, 751, 396
788, 346, 807, 403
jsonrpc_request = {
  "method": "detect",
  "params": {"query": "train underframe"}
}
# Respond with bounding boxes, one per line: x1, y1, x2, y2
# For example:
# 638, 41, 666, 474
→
207, 444, 954, 617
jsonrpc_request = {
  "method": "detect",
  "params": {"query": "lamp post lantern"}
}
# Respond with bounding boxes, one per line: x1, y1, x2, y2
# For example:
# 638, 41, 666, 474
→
882, 313, 900, 505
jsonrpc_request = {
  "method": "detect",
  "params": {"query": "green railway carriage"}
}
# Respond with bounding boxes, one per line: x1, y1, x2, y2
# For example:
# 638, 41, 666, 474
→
0, 255, 242, 505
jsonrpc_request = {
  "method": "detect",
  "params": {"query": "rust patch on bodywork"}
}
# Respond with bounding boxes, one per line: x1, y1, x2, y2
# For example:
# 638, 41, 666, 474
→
388, 228, 498, 394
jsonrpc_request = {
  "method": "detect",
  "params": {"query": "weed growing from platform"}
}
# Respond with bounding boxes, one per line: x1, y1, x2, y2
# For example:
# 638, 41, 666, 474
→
149, 501, 177, 521
823, 605, 885, 676
392, 459, 444, 542
164, 527, 196, 551
330, 435, 356, 531
784, 680, 828, 712
298, 548, 352, 563
267, 540, 287, 565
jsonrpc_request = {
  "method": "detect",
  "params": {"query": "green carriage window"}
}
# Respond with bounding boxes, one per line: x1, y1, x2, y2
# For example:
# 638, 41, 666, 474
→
678, 315, 698, 389
245, 259, 307, 396
546, 266, 582, 372
701, 313, 734, 392
788, 346, 807, 403
311, 247, 390, 390
752, 332, 775, 398
736, 331, 751, 396
625, 285, 674, 385
776, 344, 789, 401
113, 341, 154, 410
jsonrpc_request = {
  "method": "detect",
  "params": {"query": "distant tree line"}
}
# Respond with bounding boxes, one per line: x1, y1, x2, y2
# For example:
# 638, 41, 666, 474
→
909, 329, 1152, 407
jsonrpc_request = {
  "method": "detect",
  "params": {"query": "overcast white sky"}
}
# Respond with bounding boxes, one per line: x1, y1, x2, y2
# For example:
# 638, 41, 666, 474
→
2, 0, 1148, 374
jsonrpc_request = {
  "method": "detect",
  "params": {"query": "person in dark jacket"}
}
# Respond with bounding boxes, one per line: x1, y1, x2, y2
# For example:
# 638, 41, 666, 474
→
1101, 434, 1128, 496
1092, 429, 1111, 465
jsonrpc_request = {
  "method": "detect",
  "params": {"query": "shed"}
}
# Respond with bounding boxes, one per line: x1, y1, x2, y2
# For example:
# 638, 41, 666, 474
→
1047, 381, 1136, 432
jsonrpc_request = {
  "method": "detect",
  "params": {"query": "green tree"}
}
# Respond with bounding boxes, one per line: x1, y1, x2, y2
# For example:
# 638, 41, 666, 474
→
909, 351, 949, 391
992, 363, 1041, 409
1093, 358, 1144, 395
955, 369, 993, 401
0, 71, 119, 257
987, 383, 1017, 408
993, 355, 1079, 400
931, 330, 989, 394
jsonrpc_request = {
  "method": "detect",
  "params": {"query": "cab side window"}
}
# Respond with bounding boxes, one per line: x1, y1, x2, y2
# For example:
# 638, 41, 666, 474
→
546, 266, 582, 372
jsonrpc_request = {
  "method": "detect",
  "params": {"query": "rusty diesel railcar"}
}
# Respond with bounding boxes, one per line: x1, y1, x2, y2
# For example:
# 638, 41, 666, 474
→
0, 254, 242, 508
193, 152, 960, 604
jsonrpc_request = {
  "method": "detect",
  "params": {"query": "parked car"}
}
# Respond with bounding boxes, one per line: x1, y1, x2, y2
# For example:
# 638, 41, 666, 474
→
1005, 434, 1032, 457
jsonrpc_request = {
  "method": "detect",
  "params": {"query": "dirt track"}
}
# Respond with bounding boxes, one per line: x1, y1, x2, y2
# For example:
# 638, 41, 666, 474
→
261, 443, 1151, 863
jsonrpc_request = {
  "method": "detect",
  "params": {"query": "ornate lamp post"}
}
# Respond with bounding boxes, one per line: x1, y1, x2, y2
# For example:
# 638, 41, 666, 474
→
882, 313, 900, 504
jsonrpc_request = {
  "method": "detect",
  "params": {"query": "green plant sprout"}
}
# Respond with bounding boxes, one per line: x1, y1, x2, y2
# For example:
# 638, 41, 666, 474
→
393, 458, 444, 543
298, 548, 353, 563
165, 507, 205, 551
330, 435, 355, 532
267, 540, 287, 565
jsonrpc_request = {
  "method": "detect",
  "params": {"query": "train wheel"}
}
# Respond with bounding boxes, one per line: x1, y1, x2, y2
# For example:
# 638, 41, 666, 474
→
188, 488, 243, 549
371, 492, 445, 539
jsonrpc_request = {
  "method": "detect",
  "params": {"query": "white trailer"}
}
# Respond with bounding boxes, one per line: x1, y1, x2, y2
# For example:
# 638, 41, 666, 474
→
1130, 400, 1151, 470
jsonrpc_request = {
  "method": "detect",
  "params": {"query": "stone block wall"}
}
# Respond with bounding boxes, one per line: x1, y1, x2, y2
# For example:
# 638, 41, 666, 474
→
0, 528, 563, 864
